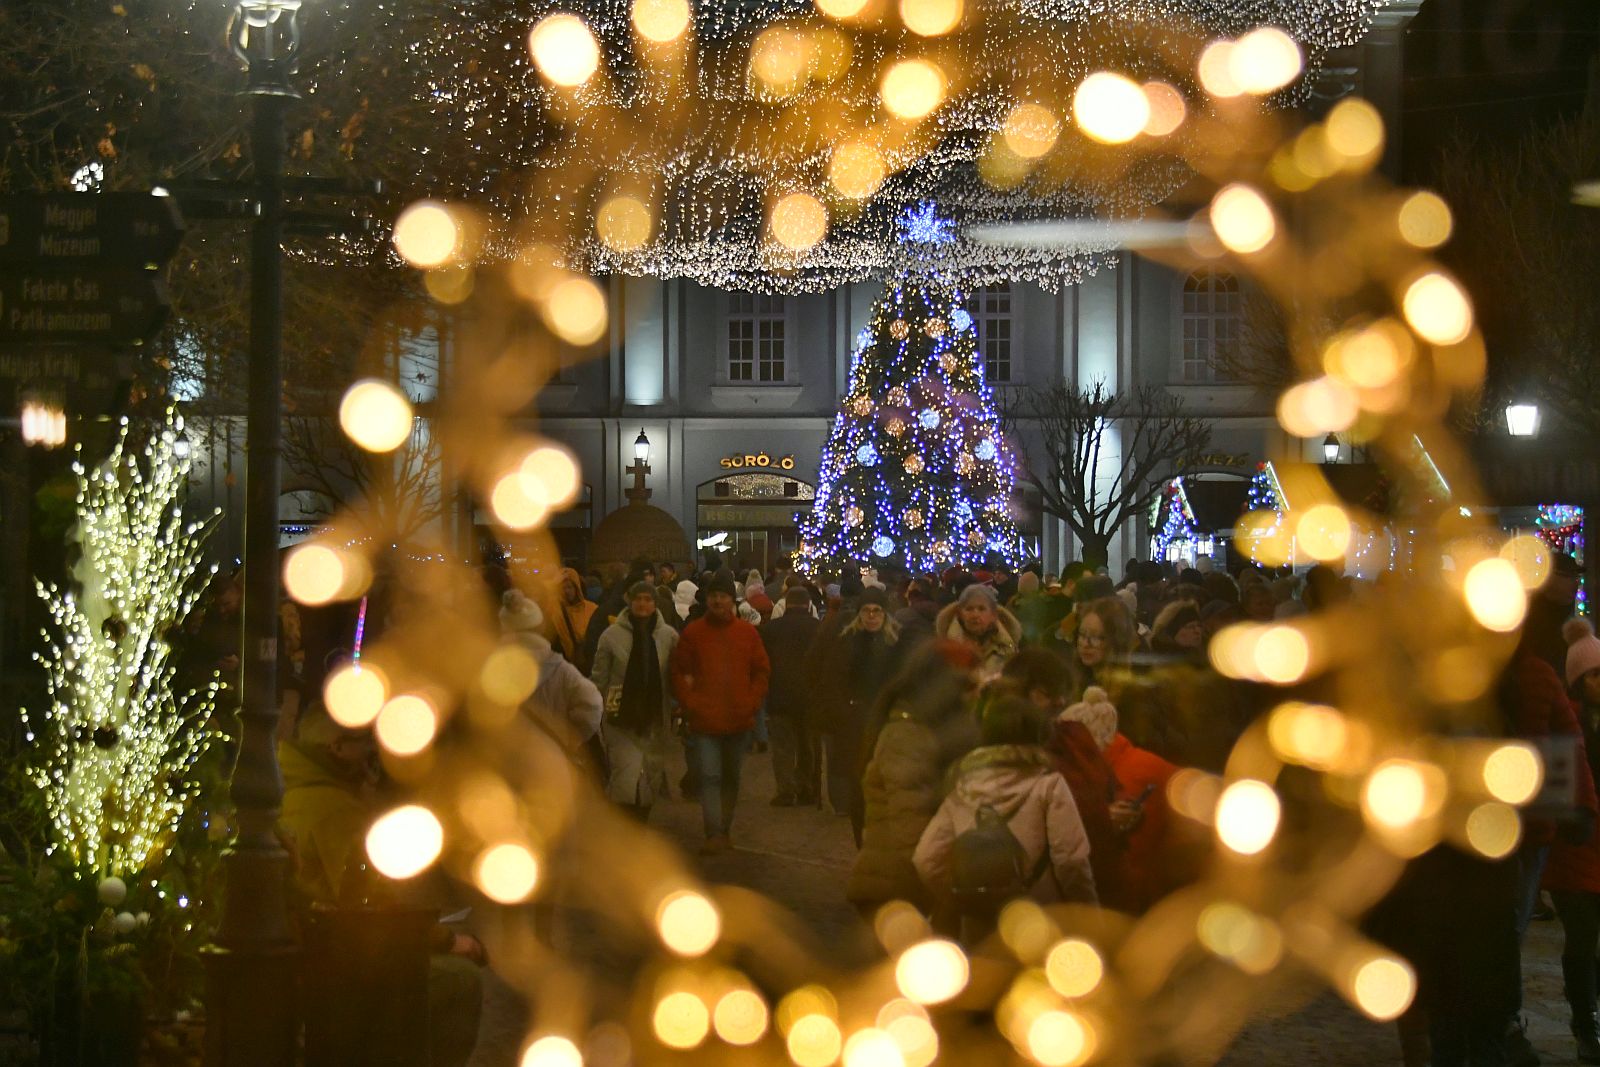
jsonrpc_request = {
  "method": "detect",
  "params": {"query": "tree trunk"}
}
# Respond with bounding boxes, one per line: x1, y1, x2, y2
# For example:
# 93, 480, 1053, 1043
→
1077, 533, 1112, 570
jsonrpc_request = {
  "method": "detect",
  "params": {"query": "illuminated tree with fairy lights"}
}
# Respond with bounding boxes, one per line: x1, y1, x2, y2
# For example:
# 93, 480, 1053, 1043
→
797, 205, 1021, 575
21, 411, 224, 878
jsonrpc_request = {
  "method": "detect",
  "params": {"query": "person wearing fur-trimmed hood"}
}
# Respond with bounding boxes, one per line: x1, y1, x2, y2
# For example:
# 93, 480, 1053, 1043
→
935, 582, 1022, 683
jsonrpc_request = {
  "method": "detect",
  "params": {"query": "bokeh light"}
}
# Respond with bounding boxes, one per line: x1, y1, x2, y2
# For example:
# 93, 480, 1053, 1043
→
1215, 779, 1281, 855
529, 13, 602, 87
542, 277, 609, 345
1325, 98, 1385, 162
880, 59, 946, 120
895, 939, 969, 1004
816, 0, 871, 17
520, 1036, 582, 1067
1277, 375, 1360, 435
1463, 558, 1528, 633
830, 142, 889, 199
339, 379, 414, 453
713, 989, 769, 1046
656, 889, 722, 956
843, 1028, 905, 1067
480, 644, 542, 706
477, 843, 541, 904
1397, 190, 1453, 248
596, 195, 654, 251
1073, 72, 1150, 145
1482, 743, 1542, 805
521, 444, 582, 509
1254, 625, 1310, 685
1197, 902, 1284, 975
1295, 504, 1352, 562
1197, 40, 1243, 98
771, 192, 829, 251
1044, 939, 1104, 998
1026, 1010, 1092, 1067
1349, 955, 1416, 1021
653, 991, 710, 1050
1209, 183, 1276, 254
1267, 702, 1349, 770
750, 26, 813, 96
1002, 103, 1061, 160
631, 0, 691, 43
491, 469, 552, 531
1465, 802, 1522, 859
374, 693, 440, 757
365, 804, 444, 879
283, 544, 348, 607
1229, 26, 1302, 95
899, 0, 962, 37
788, 1014, 844, 1067
1362, 760, 1441, 831
324, 663, 388, 728
392, 200, 460, 268
1402, 272, 1474, 346
877, 1002, 938, 1067
1141, 82, 1187, 136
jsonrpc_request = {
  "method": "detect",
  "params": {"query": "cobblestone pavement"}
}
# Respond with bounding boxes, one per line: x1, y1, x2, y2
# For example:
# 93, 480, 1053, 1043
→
471, 746, 1582, 1066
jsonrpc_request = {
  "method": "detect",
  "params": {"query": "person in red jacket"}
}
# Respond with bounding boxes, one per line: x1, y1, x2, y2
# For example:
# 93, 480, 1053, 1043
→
671, 575, 771, 854
1059, 686, 1183, 913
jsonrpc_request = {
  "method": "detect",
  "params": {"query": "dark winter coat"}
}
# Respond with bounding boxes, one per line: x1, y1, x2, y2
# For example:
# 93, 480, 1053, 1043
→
809, 614, 903, 735
848, 703, 982, 908
760, 609, 823, 720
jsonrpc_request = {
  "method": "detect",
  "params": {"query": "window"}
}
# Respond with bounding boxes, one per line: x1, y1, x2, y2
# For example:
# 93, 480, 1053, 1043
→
965, 283, 1013, 383
727, 292, 787, 383
1180, 269, 1241, 382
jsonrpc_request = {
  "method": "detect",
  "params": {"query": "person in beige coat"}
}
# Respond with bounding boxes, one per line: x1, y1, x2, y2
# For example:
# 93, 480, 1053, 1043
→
914, 695, 1097, 931
934, 583, 1023, 684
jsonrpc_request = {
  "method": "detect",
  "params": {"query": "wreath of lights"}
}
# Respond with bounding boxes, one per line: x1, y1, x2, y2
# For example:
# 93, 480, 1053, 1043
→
797, 206, 1021, 573
20, 411, 224, 877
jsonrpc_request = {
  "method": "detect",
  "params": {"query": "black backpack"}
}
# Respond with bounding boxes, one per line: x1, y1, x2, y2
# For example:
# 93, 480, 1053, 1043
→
949, 803, 1047, 915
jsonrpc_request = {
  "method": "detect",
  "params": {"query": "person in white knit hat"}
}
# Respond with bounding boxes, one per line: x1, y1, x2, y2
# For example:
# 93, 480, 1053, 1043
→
500, 589, 604, 773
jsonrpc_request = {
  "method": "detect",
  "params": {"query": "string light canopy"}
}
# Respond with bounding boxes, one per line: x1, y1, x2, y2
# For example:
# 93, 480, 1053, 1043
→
444, 0, 1395, 293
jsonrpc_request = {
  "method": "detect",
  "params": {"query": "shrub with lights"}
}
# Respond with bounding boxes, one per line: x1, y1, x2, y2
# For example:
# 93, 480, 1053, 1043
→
20, 409, 224, 879
797, 206, 1021, 575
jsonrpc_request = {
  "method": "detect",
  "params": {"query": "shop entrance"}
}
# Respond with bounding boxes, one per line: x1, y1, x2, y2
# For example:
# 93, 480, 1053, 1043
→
696, 472, 815, 574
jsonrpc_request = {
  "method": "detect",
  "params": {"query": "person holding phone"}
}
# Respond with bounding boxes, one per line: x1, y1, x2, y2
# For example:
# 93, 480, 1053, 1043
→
1059, 686, 1185, 913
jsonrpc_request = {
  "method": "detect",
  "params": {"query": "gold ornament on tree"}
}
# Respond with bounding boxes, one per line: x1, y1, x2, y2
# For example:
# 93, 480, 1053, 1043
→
844, 505, 864, 527
903, 454, 925, 474
889, 319, 909, 340
886, 417, 907, 437
956, 452, 977, 475
904, 508, 924, 529
886, 385, 910, 407
849, 395, 874, 417
924, 317, 946, 337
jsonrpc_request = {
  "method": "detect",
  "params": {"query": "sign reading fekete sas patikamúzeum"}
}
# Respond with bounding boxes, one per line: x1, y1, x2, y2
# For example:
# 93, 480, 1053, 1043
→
0, 270, 170, 346
0, 193, 184, 268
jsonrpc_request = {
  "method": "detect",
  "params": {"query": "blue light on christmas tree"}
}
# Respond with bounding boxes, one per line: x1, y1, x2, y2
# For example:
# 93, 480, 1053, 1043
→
797, 206, 1020, 575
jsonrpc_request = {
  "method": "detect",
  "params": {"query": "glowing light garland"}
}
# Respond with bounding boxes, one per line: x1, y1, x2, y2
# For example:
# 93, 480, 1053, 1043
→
1536, 503, 1587, 615
401, 0, 1393, 292
797, 205, 1021, 573
20, 411, 224, 877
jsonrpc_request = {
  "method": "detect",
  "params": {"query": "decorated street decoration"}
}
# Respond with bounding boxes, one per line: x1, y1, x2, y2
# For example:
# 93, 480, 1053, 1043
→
1151, 478, 1212, 565
797, 205, 1020, 573
20, 409, 224, 877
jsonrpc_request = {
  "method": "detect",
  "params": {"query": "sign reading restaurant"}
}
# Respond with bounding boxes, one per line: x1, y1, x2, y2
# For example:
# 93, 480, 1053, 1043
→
719, 451, 796, 471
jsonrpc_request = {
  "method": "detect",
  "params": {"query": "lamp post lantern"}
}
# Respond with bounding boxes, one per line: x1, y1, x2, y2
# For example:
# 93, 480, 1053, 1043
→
203, 1, 301, 1063
1505, 401, 1541, 439
626, 428, 653, 503
1322, 433, 1341, 464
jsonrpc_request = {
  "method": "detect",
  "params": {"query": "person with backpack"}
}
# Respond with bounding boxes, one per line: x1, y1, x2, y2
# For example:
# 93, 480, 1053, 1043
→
590, 582, 679, 819
913, 695, 1097, 943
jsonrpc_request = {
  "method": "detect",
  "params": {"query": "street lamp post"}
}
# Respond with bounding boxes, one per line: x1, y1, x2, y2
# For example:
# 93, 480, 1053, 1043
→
1322, 433, 1341, 464
204, 2, 301, 1063
625, 427, 653, 502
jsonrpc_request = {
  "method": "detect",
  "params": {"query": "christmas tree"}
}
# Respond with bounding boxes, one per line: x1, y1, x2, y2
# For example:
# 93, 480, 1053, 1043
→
21, 410, 223, 878
797, 205, 1021, 575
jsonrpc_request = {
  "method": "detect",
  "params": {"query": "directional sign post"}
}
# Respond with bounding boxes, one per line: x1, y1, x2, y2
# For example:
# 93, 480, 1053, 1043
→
0, 193, 185, 269
0, 193, 183, 348
0, 270, 169, 346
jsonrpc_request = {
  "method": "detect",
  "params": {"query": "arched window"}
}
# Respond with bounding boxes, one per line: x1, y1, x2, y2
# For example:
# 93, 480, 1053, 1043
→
964, 282, 1013, 384
1180, 270, 1240, 382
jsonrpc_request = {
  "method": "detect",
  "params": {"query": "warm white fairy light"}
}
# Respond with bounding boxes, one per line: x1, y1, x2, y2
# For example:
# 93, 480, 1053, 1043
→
20, 409, 223, 877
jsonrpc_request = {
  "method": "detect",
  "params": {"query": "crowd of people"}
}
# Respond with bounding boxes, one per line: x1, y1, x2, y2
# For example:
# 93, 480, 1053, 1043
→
263, 546, 1600, 1067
